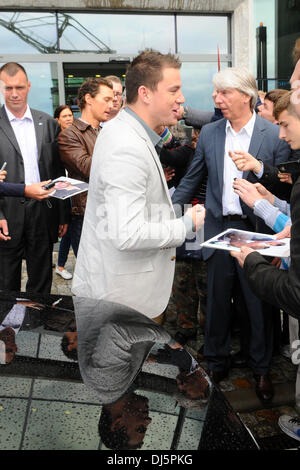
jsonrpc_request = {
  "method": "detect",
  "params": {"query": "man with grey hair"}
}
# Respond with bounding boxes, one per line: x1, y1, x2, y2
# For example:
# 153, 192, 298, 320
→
172, 67, 291, 403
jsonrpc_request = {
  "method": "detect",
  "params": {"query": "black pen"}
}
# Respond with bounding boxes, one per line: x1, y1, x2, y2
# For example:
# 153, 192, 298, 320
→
43, 181, 56, 190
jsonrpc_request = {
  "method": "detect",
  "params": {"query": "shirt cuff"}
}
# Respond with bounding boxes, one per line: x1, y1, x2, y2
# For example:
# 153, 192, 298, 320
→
273, 196, 291, 217
182, 213, 195, 238
253, 160, 264, 178
253, 199, 278, 229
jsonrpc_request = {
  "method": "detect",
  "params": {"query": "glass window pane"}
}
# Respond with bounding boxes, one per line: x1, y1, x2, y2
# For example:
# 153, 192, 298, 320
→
0, 62, 59, 116
0, 12, 57, 54
58, 13, 175, 54
177, 16, 228, 54
253, 0, 275, 81
181, 62, 229, 111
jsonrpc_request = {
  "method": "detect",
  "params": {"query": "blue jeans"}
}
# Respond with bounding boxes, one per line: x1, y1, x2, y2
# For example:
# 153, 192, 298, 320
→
57, 215, 83, 266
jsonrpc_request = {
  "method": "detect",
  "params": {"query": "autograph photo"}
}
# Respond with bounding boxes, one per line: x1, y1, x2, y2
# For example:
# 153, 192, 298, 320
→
201, 228, 290, 258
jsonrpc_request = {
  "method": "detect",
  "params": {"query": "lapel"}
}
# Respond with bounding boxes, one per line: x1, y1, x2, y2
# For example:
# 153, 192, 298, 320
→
31, 108, 44, 160
0, 106, 22, 156
145, 139, 174, 207
215, 119, 227, 196
243, 114, 266, 179
119, 110, 174, 207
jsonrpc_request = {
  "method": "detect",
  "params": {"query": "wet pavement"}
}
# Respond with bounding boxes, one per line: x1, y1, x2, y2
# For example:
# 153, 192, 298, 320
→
20, 245, 300, 449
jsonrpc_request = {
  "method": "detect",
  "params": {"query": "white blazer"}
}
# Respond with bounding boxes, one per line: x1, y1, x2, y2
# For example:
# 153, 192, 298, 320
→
72, 109, 187, 317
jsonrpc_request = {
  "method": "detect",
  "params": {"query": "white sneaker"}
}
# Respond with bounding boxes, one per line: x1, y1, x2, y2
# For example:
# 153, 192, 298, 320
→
278, 414, 300, 441
55, 267, 72, 280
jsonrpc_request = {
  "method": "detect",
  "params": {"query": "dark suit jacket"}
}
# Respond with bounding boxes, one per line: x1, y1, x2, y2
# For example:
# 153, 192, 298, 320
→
244, 176, 300, 320
172, 115, 291, 260
0, 182, 25, 197
0, 106, 69, 245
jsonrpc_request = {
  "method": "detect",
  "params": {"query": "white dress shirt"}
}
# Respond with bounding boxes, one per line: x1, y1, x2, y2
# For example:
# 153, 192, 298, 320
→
5, 105, 40, 185
0, 303, 26, 334
222, 112, 256, 215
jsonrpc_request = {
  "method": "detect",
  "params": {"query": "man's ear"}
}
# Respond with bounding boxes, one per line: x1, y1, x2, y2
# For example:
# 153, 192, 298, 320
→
243, 93, 251, 105
137, 85, 151, 104
84, 93, 92, 106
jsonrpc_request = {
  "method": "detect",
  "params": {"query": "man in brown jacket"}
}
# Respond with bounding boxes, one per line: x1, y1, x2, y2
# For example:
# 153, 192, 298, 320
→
58, 77, 114, 256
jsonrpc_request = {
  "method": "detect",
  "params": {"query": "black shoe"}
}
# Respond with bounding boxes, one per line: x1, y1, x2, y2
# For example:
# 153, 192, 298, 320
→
207, 368, 229, 384
230, 351, 248, 368
174, 329, 196, 346
253, 374, 274, 403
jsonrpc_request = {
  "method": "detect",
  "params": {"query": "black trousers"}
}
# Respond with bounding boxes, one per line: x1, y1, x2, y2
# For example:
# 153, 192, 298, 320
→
203, 219, 274, 375
0, 199, 53, 293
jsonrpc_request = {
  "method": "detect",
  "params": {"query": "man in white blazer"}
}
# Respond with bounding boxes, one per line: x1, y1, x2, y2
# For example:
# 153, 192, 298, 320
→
72, 50, 205, 318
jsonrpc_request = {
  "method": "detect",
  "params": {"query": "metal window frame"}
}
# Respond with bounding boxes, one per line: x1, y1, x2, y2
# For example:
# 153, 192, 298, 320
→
0, 10, 232, 105
0, 52, 231, 106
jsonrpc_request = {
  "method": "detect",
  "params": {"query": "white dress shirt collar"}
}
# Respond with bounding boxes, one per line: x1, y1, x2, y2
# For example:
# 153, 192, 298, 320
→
5, 104, 33, 122
225, 111, 256, 137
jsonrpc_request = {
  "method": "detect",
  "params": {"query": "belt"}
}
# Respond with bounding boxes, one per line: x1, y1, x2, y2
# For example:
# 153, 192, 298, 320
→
223, 214, 247, 221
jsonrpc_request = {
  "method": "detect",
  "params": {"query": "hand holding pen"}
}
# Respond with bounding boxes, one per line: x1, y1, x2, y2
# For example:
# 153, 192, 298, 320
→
0, 162, 7, 182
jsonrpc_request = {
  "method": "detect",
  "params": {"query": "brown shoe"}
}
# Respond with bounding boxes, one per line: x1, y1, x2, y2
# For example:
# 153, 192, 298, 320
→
253, 374, 274, 403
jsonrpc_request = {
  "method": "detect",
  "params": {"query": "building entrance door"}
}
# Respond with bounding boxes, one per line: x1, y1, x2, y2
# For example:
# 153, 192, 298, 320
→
63, 61, 128, 116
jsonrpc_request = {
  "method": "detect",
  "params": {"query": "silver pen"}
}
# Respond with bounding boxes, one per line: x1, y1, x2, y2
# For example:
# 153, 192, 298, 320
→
0, 162, 7, 171
52, 297, 62, 306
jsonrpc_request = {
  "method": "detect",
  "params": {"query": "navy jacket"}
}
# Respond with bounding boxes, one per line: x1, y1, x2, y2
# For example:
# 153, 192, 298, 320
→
0, 182, 25, 197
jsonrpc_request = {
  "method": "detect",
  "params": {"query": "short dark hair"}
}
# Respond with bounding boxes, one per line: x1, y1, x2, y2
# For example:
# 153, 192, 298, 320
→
125, 49, 181, 104
77, 77, 113, 110
264, 89, 288, 105
98, 407, 142, 450
54, 105, 72, 119
61, 334, 78, 361
0, 62, 28, 79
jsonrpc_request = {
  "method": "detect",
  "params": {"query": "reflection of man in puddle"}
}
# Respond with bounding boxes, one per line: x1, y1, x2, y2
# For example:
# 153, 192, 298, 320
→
0, 328, 18, 364
176, 369, 210, 400
0, 297, 78, 363
61, 331, 78, 361
73, 297, 211, 449
99, 393, 151, 450
0, 299, 43, 364
0, 327, 78, 363
148, 344, 211, 401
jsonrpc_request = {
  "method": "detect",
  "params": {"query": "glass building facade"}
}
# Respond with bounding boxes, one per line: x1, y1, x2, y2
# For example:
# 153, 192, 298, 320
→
0, 10, 231, 115
252, 0, 300, 91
